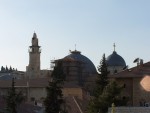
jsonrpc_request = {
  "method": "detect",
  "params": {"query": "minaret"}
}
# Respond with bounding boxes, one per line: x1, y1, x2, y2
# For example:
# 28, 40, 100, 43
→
27, 32, 41, 78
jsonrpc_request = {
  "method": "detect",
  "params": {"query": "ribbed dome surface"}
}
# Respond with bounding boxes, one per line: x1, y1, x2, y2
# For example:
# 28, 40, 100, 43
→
106, 51, 126, 67
64, 50, 97, 74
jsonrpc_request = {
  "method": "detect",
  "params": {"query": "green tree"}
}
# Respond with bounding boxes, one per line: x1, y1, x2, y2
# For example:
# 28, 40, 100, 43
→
1, 66, 5, 72
94, 54, 109, 97
44, 60, 67, 113
5, 78, 24, 113
88, 54, 127, 113
97, 81, 127, 113
9, 66, 13, 72
44, 80, 64, 113
6, 78, 17, 113
88, 54, 109, 113
6, 65, 8, 72
51, 61, 66, 82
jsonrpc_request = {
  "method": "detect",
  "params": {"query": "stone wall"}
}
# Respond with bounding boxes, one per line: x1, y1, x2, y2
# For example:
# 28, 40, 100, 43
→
63, 88, 83, 99
133, 77, 150, 106
29, 87, 46, 101
108, 107, 150, 113
114, 77, 150, 106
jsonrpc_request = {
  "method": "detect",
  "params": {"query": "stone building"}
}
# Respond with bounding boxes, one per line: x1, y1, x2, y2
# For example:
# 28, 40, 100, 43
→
109, 62, 150, 107
106, 44, 150, 107
106, 45, 150, 107
53, 49, 97, 93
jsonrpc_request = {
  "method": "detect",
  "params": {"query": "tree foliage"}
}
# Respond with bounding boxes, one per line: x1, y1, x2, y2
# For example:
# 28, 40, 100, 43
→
44, 60, 67, 113
5, 78, 24, 113
94, 54, 109, 97
88, 54, 128, 113
95, 81, 127, 113
44, 81, 64, 113
51, 61, 66, 82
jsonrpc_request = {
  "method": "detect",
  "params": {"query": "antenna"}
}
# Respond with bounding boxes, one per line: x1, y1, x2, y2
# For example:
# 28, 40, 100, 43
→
50, 57, 55, 69
75, 44, 76, 51
69, 49, 71, 54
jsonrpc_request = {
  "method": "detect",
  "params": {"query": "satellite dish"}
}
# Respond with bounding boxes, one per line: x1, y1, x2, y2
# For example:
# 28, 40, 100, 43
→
133, 58, 139, 63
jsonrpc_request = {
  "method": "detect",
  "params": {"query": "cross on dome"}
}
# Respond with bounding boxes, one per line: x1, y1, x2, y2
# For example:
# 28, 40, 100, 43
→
113, 43, 116, 52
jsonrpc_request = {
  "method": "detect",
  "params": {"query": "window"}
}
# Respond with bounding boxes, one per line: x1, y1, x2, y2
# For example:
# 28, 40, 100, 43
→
123, 84, 126, 88
30, 97, 35, 101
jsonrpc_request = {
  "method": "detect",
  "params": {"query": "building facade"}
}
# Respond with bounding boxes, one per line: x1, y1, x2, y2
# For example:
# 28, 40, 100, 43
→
109, 62, 150, 106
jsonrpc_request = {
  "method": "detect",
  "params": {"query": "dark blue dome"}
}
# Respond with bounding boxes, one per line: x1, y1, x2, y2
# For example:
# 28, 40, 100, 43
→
106, 51, 126, 67
64, 50, 97, 74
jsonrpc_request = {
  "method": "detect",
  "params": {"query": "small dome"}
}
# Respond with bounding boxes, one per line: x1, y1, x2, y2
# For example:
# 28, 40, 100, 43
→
106, 51, 126, 67
63, 50, 97, 74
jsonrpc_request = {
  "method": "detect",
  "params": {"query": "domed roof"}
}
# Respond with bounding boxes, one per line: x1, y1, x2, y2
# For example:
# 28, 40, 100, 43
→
63, 50, 97, 74
106, 51, 126, 67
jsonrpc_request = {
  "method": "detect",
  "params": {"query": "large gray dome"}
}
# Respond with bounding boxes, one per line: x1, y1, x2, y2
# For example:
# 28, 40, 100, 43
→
106, 51, 126, 67
63, 50, 97, 74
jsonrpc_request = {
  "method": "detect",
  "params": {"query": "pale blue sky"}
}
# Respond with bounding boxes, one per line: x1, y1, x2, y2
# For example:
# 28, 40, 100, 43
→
0, 0, 150, 71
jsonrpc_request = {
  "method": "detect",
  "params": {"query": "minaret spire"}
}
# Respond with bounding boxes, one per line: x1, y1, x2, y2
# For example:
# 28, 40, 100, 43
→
113, 43, 116, 52
32, 32, 38, 46
33, 32, 37, 38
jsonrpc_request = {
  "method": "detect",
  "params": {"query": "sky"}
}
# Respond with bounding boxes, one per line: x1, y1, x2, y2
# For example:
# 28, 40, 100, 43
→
0, 0, 150, 71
